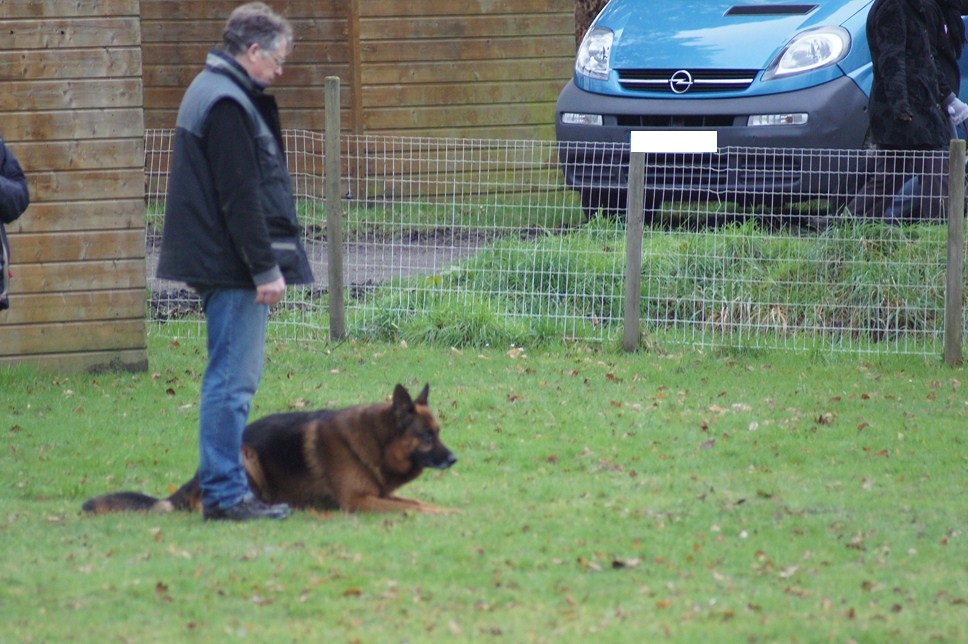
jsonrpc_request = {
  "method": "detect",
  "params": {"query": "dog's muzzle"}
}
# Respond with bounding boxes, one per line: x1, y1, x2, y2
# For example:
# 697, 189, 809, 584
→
428, 450, 457, 470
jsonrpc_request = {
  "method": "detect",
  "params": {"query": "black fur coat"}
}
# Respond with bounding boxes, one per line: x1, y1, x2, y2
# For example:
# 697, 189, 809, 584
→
866, 0, 967, 148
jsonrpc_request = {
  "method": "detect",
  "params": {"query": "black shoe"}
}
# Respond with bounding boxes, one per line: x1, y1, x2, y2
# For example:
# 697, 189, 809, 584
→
203, 496, 291, 522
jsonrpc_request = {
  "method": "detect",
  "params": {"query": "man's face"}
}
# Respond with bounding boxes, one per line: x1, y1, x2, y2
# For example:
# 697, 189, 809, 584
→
243, 38, 289, 85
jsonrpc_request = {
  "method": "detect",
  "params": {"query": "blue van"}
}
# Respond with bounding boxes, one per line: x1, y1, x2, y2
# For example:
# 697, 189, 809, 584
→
556, 0, 968, 217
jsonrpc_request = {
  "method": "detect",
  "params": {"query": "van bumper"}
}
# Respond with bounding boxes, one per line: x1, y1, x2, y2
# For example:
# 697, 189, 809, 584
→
555, 76, 872, 207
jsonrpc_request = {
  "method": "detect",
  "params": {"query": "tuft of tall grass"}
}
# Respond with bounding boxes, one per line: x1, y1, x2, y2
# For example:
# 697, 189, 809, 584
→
149, 192, 952, 353
352, 219, 627, 346
350, 217, 949, 350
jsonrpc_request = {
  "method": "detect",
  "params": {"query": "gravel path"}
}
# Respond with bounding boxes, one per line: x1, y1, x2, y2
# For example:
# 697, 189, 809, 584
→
146, 234, 486, 318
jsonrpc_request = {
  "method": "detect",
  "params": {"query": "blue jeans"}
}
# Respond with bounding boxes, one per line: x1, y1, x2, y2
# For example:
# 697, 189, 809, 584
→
198, 288, 268, 510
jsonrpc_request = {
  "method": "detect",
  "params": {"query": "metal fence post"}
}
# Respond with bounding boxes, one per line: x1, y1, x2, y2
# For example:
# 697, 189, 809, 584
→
325, 76, 346, 341
622, 151, 645, 352
944, 138, 965, 366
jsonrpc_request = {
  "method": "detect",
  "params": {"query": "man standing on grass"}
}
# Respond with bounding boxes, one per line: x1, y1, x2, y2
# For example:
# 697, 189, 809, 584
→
157, 2, 314, 521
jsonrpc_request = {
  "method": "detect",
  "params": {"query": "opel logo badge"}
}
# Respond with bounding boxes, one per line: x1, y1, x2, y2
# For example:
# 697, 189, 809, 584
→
669, 69, 694, 94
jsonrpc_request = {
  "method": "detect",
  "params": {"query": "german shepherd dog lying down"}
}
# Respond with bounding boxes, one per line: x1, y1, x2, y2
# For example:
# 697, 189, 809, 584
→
82, 384, 457, 515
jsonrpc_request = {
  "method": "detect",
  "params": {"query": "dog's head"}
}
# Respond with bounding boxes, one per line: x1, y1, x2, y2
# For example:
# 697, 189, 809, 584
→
389, 383, 457, 473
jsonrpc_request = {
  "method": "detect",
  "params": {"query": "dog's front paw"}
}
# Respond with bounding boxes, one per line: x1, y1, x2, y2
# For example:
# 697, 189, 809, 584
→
418, 503, 460, 515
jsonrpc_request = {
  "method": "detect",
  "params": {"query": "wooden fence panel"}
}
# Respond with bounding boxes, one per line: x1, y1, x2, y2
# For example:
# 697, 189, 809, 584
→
139, 1, 575, 139
0, 2, 147, 372
140, 0, 350, 131
357, 1, 574, 140
4, 292, 146, 326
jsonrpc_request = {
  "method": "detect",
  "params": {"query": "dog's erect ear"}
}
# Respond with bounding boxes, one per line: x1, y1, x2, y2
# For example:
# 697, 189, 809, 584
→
415, 383, 429, 406
392, 383, 414, 414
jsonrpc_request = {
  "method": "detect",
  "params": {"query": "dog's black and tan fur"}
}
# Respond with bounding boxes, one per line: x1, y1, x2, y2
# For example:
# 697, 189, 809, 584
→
82, 384, 456, 516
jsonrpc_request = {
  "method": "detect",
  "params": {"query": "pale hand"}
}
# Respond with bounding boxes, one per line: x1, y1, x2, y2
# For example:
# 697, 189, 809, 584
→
255, 277, 286, 305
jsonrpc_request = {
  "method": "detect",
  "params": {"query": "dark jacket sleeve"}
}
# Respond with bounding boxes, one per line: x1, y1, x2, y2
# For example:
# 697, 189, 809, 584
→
205, 99, 282, 286
0, 139, 30, 225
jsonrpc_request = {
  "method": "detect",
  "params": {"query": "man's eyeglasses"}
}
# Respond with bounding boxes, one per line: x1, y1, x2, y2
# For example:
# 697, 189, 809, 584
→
261, 48, 286, 68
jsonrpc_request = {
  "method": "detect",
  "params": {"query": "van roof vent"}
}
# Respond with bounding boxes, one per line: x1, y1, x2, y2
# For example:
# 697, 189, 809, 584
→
725, 4, 818, 15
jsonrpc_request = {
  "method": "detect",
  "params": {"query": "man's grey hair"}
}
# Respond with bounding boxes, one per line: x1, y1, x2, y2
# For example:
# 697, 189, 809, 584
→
221, 2, 293, 56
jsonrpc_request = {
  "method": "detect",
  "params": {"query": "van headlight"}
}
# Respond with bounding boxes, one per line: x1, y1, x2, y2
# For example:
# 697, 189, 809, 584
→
576, 27, 613, 81
762, 26, 850, 80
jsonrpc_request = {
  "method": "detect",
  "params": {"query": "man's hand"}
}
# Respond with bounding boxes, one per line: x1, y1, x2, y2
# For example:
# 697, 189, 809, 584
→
255, 276, 286, 305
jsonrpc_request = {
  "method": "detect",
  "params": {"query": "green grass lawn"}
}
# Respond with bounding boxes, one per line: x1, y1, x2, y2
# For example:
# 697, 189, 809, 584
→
2, 335, 966, 641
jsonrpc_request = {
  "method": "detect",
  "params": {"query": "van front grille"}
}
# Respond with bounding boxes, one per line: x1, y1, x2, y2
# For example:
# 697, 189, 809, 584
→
617, 69, 758, 94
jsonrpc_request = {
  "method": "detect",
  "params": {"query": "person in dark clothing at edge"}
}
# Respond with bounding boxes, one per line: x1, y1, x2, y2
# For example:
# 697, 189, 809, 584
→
157, 2, 314, 521
0, 137, 30, 312
845, 0, 968, 223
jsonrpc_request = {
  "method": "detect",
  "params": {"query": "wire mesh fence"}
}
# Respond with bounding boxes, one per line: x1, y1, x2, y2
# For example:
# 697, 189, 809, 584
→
145, 129, 961, 356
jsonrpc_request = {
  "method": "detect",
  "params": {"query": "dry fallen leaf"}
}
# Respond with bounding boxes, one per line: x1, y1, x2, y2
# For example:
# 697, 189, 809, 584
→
612, 557, 643, 570
577, 556, 603, 572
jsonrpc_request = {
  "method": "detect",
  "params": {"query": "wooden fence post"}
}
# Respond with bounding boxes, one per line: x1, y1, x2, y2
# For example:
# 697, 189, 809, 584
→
944, 138, 965, 366
622, 131, 717, 351
622, 151, 645, 352
325, 76, 345, 341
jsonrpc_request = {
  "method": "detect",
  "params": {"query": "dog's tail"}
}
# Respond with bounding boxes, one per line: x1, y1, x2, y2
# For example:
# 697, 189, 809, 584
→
81, 472, 201, 515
